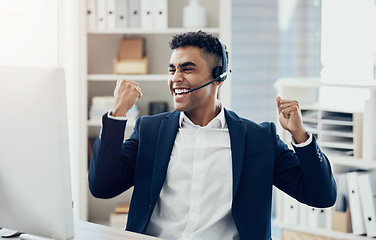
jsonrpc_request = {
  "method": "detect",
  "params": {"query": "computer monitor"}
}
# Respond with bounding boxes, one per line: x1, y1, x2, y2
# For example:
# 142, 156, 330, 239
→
0, 66, 74, 240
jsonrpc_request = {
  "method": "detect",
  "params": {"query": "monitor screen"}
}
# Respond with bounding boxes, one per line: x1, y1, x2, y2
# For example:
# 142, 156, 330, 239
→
0, 66, 74, 239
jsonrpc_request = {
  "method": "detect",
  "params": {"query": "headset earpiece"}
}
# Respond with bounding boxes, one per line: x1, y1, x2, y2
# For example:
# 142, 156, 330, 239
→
212, 66, 222, 80
212, 41, 227, 82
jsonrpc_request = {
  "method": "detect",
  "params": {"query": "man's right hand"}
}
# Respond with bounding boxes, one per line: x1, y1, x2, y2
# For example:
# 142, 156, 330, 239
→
111, 79, 142, 117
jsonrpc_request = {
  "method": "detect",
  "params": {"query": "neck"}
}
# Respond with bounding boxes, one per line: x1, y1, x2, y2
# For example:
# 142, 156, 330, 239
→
185, 101, 221, 127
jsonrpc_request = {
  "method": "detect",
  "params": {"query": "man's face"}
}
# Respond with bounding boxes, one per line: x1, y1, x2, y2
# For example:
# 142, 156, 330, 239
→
168, 46, 217, 113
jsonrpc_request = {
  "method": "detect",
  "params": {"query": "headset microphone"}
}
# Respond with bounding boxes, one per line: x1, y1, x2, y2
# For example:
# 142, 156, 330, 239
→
187, 41, 230, 93
187, 71, 229, 93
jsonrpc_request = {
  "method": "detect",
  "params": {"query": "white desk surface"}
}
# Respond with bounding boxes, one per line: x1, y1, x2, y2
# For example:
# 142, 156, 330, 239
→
2, 220, 164, 240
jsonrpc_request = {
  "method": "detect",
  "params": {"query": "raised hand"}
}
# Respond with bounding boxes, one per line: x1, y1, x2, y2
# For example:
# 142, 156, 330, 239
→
276, 96, 308, 144
111, 79, 142, 117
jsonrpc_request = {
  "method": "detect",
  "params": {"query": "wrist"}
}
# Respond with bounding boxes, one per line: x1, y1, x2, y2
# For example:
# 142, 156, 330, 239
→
111, 107, 128, 117
291, 129, 309, 144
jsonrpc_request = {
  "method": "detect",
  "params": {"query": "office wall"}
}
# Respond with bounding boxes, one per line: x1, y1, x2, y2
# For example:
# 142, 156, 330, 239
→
231, 0, 321, 123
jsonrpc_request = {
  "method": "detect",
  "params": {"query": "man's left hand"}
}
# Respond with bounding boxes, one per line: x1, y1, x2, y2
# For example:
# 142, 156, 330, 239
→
276, 96, 308, 144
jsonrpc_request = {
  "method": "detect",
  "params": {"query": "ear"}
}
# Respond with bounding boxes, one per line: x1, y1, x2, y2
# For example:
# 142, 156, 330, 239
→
213, 80, 223, 87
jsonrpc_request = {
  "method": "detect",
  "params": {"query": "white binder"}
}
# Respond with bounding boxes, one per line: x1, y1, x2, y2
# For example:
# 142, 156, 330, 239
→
358, 172, 376, 237
87, 0, 96, 30
140, 0, 153, 29
129, 0, 141, 28
116, 0, 129, 28
107, 0, 116, 29
282, 194, 299, 225
298, 203, 308, 227
154, 0, 168, 29
347, 171, 366, 235
96, 0, 107, 29
307, 207, 326, 229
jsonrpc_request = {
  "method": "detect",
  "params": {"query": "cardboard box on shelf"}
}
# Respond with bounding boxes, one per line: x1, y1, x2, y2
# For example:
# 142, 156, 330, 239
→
118, 38, 144, 60
113, 53, 148, 74
114, 38, 148, 74
114, 203, 130, 214
331, 207, 352, 233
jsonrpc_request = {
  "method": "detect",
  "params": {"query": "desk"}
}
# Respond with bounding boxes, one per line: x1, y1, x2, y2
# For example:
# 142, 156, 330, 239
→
2, 220, 163, 240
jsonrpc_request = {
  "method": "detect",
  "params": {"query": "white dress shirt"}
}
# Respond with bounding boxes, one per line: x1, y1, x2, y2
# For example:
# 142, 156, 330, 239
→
144, 106, 240, 240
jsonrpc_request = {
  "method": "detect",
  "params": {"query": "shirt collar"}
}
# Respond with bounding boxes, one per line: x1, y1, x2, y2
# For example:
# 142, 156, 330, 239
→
178, 104, 227, 129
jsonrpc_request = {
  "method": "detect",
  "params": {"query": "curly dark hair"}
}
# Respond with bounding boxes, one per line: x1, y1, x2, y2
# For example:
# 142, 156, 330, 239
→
169, 30, 228, 68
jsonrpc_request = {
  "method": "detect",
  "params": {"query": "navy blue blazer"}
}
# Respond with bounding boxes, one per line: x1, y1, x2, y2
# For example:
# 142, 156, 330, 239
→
89, 109, 336, 240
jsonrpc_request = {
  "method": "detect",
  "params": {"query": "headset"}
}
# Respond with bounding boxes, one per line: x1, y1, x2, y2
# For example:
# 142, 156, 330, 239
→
187, 41, 230, 93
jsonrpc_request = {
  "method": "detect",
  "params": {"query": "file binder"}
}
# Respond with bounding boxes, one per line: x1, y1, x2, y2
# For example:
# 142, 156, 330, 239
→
96, 0, 107, 29
154, 0, 168, 29
298, 203, 308, 227
107, 0, 116, 29
307, 207, 326, 229
282, 194, 299, 225
116, 0, 129, 28
140, 0, 153, 29
129, 0, 141, 28
347, 171, 366, 235
87, 0, 96, 30
358, 172, 376, 237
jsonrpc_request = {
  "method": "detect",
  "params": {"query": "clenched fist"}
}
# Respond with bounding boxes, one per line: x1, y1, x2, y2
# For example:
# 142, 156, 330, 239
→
111, 79, 142, 117
276, 96, 308, 144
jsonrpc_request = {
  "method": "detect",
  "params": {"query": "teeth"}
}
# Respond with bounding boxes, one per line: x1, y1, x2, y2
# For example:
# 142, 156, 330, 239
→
174, 89, 189, 94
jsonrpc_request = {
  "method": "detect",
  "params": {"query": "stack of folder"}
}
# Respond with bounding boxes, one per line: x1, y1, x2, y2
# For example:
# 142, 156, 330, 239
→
87, 0, 168, 30
282, 170, 376, 237
347, 171, 376, 237
282, 194, 328, 230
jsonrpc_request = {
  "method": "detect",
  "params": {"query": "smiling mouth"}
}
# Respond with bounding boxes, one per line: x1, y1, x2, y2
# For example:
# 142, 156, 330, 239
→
174, 88, 190, 95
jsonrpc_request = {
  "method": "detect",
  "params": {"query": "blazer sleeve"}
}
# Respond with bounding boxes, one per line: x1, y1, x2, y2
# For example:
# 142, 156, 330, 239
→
272, 123, 337, 208
88, 113, 140, 199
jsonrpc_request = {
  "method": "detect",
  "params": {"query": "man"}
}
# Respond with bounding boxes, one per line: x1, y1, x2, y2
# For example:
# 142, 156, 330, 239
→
89, 31, 336, 240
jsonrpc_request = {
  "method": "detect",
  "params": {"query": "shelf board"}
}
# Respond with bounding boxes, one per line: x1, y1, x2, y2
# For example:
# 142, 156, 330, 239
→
273, 220, 373, 240
302, 118, 319, 123
320, 130, 354, 138
321, 119, 354, 126
87, 28, 221, 35
300, 104, 320, 110
88, 74, 169, 82
322, 81, 376, 90
328, 155, 376, 169
320, 141, 354, 149
275, 78, 376, 90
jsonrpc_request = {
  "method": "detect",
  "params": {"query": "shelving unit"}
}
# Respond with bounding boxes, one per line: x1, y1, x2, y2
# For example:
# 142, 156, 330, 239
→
84, 0, 231, 225
273, 77, 376, 240
87, 74, 168, 81
88, 27, 221, 34
301, 108, 363, 158
274, 220, 372, 240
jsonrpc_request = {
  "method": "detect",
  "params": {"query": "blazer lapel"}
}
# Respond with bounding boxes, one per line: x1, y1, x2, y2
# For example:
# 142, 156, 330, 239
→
150, 111, 180, 206
225, 109, 246, 197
